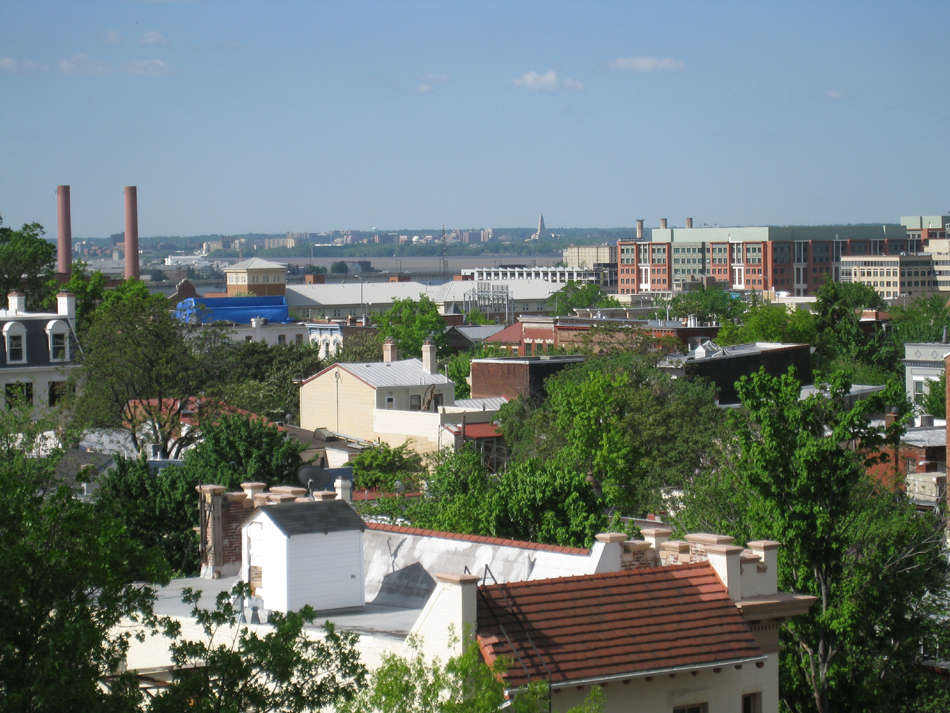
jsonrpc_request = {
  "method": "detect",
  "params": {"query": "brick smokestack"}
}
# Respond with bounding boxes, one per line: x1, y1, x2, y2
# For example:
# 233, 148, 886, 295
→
57, 186, 72, 275
124, 186, 140, 279
636, 219, 644, 239
686, 217, 693, 229
660, 218, 668, 229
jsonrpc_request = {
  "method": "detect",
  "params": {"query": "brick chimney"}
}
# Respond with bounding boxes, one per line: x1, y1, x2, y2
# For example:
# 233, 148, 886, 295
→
660, 218, 668, 229
422, 339, 438, 374
383, 337, 397, 363
57, 185, 72, 275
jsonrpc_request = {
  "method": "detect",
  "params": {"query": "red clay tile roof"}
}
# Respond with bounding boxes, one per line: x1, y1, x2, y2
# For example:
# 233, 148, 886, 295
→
365, 521, 590, 556
476, 562, 763, 688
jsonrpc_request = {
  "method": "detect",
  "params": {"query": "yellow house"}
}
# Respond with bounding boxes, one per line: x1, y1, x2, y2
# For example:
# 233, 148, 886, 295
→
299, 340, 498, 453
224, 258, 287, 296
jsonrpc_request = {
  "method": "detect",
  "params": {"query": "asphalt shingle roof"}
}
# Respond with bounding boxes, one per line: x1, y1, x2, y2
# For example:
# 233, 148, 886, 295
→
257, 500, 366, 537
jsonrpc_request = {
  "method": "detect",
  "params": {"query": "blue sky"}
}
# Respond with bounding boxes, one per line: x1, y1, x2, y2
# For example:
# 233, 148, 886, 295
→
2, 1, 948, 237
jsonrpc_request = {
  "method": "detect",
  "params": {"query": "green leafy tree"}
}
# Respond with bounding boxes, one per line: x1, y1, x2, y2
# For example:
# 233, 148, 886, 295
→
0, 406, 170, 713
151, 582, 367, 713
548, 281, 620, 316
41, 261, 108, 334
340, 635, 604, 713
441, 343, 506, 399
69, 284, 230, 458
330, 330, 384, 364
920, 370, 946, 418
96, 455, 203, 575
376, 296, 448, 358
330, 261, 349, 274
675, 369, 950, 713
214, 342, 325, 423
351, 441, 424, 492
361, 447, 616, 549
464, 309, 491, 325
498, 352, 728, 517
890, 294, 950, 346
0, 217, 56, 307
717, 301, 816, 346
98, 415, 303, 575
811, 279, 895, 381
660, 286, 746, 322
178, 414, 303, 490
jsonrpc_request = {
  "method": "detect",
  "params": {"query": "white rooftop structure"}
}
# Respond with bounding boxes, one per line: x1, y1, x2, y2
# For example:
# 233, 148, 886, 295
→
226, 257, 288, 271
285, 280, 560, 319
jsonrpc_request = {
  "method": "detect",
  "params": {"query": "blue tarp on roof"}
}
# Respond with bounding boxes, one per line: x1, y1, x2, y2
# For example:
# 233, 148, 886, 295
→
174, 296, 294, 325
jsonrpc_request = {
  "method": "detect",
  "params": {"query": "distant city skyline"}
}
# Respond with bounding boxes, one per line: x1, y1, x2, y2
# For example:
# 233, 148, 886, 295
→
2, 1, 948, 237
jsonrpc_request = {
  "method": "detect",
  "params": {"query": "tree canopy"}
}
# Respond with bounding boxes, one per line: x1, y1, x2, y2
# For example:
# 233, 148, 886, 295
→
97, 415, 303, 575
340, 635, 603, 713
69, 280, 229, 458
0, 406, 170, 712
0, 217, 56, 306
375, 295, 448, 358
151, 583, 366, 713
41, 261, 108, 334
547, 280, 620, 316
675, 369, 950, 713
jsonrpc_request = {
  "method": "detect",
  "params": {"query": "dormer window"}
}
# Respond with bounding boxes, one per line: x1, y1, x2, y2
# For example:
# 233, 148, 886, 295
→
3, 322, 26, 364
46, 320, 70, 361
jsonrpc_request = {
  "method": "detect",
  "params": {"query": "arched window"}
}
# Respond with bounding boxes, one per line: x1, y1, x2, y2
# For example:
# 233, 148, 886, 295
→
45, 320, 70, 361
3, 322, 26, 364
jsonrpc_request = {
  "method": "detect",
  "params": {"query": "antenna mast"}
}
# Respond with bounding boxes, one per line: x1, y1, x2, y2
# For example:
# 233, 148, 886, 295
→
441, 224, 448, 276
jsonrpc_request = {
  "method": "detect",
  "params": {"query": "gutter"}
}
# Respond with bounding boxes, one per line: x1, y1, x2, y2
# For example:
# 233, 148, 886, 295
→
503, 654, 768, 696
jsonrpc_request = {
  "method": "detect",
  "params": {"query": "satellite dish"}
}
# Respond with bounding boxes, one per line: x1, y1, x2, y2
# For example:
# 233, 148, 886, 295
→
297, 464, 334, 491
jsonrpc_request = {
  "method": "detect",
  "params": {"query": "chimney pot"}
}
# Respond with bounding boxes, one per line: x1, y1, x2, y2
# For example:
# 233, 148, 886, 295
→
7, 291, 26, 313
422, 339, 438, 374
57, 291, 76, 320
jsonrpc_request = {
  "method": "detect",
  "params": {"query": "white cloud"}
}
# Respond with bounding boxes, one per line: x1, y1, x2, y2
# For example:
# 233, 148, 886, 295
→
604, 56, 686, 73
58, 54, 112, 76
416, 72, 448, 94
140, 31, 168, 46
124, 59, 175, 77
513, 70, 584, 91
823, 88, 850, 100
0, 57, 53, 74
101, 30, 123, 45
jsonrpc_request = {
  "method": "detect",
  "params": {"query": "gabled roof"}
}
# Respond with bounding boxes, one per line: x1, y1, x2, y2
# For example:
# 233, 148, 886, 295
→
250, 500, 366, 537
303, 358, 453, 389
225, 257, 287, 271
484, 321, 523, 344
477, 562, 763, 689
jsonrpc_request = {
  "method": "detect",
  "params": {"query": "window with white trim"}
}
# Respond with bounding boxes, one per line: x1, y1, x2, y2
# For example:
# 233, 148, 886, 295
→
46, 320, 70, 361
3, 322, 26, 364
